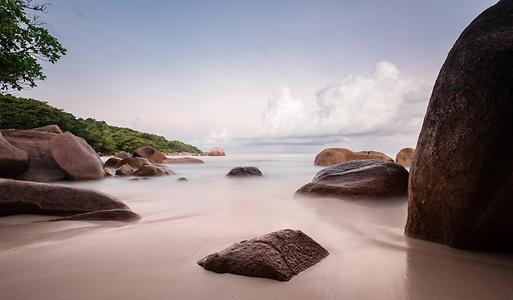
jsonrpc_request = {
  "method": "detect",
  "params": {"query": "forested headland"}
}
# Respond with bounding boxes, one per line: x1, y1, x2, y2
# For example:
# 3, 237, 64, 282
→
0, 94, 201, 154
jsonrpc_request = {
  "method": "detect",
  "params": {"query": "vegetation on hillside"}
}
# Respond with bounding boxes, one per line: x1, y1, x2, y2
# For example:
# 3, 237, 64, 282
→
0, 94, 201, 154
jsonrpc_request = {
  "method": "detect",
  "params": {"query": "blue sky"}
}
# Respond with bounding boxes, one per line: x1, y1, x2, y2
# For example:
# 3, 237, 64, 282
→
18, 0, 497, 154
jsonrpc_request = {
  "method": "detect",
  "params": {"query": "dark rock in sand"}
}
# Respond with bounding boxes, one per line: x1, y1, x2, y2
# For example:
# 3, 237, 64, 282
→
406, 0, 513, 250
32, 124, 63, 134
227, 167, 262, 177
133, 164, 173, 176
0, 132, 30, 178
163, 157, 204, 164
47, 209, 140, 222
0, 129, 67, 182
314, 148, 393, 166
197, 229, 328, 281
395, 148, 415, 167
0, 179, 130, 216
297, 160, 409, 199
115, 164, 135, 176
133, 146, 167, 163
177, 177, 188, 181
50, 132, 105, 180
104, 157, 123, 169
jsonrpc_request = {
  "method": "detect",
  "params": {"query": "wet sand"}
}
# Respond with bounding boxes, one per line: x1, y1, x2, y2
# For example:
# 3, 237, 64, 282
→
1, 155, 512, 299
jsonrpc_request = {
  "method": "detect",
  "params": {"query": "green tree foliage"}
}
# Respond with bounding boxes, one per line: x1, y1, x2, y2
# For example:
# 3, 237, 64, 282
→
0, 0, 66, 91
0, 94, 202, 154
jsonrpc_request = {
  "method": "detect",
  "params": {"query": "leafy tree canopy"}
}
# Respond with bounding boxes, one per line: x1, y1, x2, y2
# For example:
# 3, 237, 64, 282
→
0, 0, 66, 92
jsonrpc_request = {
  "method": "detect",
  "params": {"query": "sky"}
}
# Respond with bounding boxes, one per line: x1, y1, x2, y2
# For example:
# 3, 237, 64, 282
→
17, 0, 497, 155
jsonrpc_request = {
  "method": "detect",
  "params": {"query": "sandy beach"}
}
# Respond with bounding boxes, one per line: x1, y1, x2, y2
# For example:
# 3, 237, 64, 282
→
1, 155, 512, 300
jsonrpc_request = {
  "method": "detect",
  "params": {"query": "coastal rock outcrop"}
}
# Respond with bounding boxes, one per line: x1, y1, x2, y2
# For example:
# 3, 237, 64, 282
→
0, 132, 30, 178
49, 132, 105, 180
133, 146, 167, 163
395, 148, 415, 167
197, 229, 329, 281
227, 167, 263, 177
0, 129, 67, 182
406, 0, 513, 250
115, 164, 135, 176
314, 148, 393, 166
163, 157, 204, 164
0, 179, 130, 216
105, 156, 174, 177
206, 147, 225, 156
104, 157, 123, 169
133, 164, 173, 176
297, 160, 409, 199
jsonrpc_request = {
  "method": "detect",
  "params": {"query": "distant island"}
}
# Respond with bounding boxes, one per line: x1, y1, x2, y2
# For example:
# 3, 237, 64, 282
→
0, 94, 201, 154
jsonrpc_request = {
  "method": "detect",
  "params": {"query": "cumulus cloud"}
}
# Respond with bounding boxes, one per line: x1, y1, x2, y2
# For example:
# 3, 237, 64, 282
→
195, 61, 431, 153
261, 61, 430, 139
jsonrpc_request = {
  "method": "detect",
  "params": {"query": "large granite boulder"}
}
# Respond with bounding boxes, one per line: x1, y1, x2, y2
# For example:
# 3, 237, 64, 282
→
395, 148, 415, 167
227, 167, 263, 177
406, 0, 513, 250
297, 160, 409, 199
197, 229, 328, 281
32, 124, 63, 134
163, 157, 204, 164
0, 132, 30, 178
133, 146, 167, 163
314, 148, 393, 166
0, 179, 130, 216
49, 132, 105, 180
0, 129, 67, 182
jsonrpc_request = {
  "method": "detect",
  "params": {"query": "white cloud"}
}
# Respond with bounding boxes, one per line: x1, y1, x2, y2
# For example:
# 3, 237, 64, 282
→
194, 61, 431, 154
261, 61, 430, 139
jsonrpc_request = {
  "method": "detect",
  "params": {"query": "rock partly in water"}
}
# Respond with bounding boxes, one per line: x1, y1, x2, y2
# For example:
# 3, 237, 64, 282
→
119, 157, 151, 170
46, 209, 140, 222
0, 132, 30, 178
133, 146, 167, 163
133, 164, 173, 176
31, 124, 63, 134
314, 148, 393, 166
197, 229, 329, 281
104, 157, 123, 169
406, 0, 513, 250
206, 147, 225, 156
0, 129, 67, 182
0, 179, 130, 216
115, 164, 135, 176
163, 157, 204, 164
297, 160, 409, 199
395, 148, 415, 167
227, 167, 263, 177
49, 132, 105, 180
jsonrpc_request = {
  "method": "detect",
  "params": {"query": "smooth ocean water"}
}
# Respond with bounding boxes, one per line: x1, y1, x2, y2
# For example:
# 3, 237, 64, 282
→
0, 154, 512, 300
